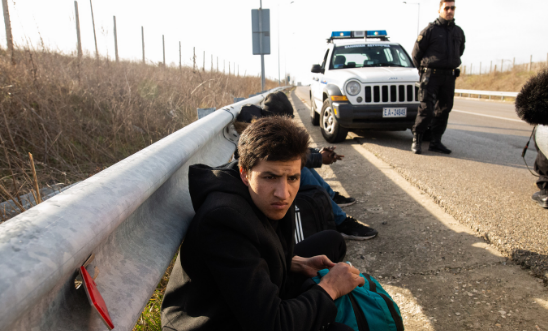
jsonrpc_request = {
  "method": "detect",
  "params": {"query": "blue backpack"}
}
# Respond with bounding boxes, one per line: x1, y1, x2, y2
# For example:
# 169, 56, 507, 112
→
312, 269, 404, 331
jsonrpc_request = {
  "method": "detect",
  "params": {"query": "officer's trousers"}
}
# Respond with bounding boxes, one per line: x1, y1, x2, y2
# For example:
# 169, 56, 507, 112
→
413, 72, 456, 136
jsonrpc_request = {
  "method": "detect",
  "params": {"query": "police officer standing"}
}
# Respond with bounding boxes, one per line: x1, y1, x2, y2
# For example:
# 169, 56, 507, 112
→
411, 1, 465, 154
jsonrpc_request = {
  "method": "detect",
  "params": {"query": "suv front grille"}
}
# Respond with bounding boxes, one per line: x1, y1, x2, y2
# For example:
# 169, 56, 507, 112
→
364, 84, 418, 103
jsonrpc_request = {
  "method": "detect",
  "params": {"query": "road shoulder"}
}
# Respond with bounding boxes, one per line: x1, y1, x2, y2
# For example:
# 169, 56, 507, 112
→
290, 87, 548, 331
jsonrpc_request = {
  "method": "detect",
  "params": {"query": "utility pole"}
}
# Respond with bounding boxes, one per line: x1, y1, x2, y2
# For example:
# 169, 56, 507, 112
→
2, 0, 15, 65
89, 0, 98, 59
403, 2, 420, 36
259, 0, 265, 91
277, 3, 280, 85
74, 1, 82, 60
162, 35, 165, 67
113, 16, 119, 62
193, 47, 196, 71
141, 26, 145, 64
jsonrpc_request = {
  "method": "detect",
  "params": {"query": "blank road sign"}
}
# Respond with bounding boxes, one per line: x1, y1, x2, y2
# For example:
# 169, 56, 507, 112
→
251, 9, 270, 55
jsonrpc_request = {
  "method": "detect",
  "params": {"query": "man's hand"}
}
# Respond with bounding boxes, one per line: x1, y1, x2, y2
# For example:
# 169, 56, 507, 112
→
318, 263, 365, 300
320, 146, 344, 164
291, 255, 336, 278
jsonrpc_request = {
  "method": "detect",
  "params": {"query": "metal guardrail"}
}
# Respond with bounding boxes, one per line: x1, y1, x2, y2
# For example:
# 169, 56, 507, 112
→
455, 89, 519, 100
0, 87, 286, 331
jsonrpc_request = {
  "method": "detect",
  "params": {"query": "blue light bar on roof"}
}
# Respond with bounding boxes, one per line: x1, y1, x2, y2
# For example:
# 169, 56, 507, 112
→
330, 30, 388, 40
366, 30, 387, 37
331, 31, 352, 38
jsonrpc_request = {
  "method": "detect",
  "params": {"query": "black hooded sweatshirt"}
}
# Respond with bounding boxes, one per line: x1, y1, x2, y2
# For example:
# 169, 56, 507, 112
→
161, 161, 337, 331
412, 17, 466, 69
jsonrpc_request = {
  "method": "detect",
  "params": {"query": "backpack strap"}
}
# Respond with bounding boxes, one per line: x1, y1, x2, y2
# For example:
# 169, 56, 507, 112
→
348, 292, 370, 331
361, 274, 404, 331
362, 273, 376, 292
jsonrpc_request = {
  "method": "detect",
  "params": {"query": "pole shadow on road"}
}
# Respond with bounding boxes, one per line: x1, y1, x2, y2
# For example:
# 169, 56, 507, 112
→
290, 90, 548, 330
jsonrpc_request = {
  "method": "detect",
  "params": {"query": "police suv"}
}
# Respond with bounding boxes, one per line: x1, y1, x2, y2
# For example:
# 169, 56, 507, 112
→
310, 30, 420, 143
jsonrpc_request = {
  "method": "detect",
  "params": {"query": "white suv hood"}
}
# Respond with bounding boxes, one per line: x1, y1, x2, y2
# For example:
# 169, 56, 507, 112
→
327, 67, 419, 84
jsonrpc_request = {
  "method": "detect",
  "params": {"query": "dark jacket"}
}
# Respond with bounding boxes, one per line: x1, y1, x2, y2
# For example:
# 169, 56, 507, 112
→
412, 17, 466, 69
305, 148, 323, 168
161, 161, 337, 331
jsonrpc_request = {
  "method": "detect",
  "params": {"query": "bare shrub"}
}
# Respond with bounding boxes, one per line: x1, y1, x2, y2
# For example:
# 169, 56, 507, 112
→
0, 48, 277, 219
457, 61, 548, 92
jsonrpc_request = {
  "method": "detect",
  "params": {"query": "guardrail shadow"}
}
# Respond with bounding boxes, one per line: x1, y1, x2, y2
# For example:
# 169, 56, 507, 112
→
291, 89, 548, 330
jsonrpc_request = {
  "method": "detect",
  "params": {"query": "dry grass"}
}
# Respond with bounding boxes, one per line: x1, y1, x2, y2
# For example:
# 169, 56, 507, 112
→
0, 48, 276, 221
457, 61, 548, 92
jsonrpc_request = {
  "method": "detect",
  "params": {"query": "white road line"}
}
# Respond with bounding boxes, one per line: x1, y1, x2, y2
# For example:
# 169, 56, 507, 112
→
452, 109, 524, 123
298, 92, 524, 124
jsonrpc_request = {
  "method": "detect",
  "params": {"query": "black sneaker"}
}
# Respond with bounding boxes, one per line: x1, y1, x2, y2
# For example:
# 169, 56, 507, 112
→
336, 216, 378, 240
332, 191, 356, 207
532, 190, 548, 209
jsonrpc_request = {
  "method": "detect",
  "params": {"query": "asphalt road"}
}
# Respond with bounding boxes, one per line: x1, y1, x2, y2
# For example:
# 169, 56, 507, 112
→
295, 86, 547, 282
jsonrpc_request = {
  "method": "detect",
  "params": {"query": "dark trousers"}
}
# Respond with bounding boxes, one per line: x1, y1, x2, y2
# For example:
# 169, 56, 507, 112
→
293, 230, 353, 331
535, 140, 548, 191
413, 72, 456, 136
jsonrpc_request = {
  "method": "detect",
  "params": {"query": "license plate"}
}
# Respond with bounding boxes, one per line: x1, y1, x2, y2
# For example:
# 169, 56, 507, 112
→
383, 107, 407, 118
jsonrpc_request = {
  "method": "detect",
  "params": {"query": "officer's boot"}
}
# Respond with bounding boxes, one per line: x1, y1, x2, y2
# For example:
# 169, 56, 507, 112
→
411, 132, 423, 154
429, 134, 452, 154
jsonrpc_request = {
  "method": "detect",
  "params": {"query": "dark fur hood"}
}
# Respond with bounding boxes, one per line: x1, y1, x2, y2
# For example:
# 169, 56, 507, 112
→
516, 69, 548, 125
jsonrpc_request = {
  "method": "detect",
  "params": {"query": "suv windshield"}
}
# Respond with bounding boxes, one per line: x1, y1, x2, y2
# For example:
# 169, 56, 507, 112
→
329, 44, 414, 69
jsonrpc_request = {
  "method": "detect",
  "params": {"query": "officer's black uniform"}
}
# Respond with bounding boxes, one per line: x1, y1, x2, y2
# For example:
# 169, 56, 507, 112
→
411, 17, 465, 154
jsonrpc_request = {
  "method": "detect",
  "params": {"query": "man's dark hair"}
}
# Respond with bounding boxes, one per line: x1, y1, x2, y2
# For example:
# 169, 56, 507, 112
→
263, 91, 294, 118
515, 69, 548, 125
439, 0, 455, 8
238, 116, 309, 171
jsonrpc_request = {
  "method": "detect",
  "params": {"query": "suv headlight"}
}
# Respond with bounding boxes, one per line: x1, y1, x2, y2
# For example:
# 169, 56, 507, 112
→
346, 81, 361, 96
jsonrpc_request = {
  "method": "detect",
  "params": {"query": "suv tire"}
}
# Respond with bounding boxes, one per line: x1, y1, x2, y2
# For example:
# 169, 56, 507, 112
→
310, 94, 320, 126
320, 99, 348, 143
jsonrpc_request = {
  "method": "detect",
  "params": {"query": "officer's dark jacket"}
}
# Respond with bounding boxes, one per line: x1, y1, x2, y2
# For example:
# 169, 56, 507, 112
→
412, 17, 465, 69
161, 161, 337, 331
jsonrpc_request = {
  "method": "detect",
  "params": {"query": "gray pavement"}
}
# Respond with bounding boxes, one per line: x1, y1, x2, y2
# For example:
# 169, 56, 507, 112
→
295, 87, 547, 283
290, 87, 548, 330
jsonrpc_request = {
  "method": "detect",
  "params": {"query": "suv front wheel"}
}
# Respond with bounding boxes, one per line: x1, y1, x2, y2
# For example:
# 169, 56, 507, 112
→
320, 99, 348, 143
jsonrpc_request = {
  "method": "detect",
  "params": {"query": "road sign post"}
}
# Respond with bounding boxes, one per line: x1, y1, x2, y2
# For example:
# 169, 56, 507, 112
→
252, 6, 270, 92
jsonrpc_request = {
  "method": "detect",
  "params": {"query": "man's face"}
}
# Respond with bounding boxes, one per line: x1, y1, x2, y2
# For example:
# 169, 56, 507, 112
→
240, 158, 301, 221
438, 1, 456, 20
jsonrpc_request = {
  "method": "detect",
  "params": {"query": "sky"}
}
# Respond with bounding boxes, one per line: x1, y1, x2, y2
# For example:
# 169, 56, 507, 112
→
1, 0, 547, 86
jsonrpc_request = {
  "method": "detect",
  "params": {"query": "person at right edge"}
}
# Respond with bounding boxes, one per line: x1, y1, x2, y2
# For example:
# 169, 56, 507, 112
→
411, 0, 465, 154
515, 69, 548, 209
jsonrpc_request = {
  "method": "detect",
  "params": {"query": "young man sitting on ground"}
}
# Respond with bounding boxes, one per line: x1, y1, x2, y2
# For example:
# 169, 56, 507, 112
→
161, 117, 364, 331
263, 91, 378, 240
